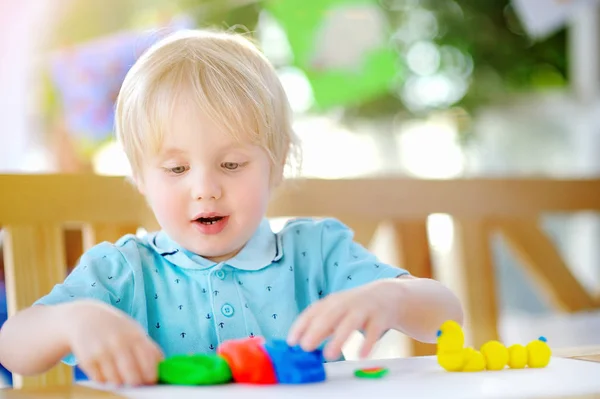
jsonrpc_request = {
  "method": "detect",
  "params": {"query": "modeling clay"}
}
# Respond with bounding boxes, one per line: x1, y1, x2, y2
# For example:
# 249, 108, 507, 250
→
354, 367, 389, 379
262, 339, 326, 384
436, 320, 552, 372
526, 336, 552, 368
158, 353, 232, 385
158, 336, 327, 385
481, 340, 509, 370
507, 344, 528, 369
217, 336, 278, 384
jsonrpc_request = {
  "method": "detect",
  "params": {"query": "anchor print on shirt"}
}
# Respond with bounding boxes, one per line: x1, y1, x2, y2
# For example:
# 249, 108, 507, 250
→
218, 322, 225, 329
206, 313, 212, 320
272, 314, 278, 320
266, 286, 272, 292
181, 332, 186, 338
178, 305, 183, 310
156, 323, 160, 329
209, 344, 215, 350
213, 290, 219, 297
175, 279, 180, 284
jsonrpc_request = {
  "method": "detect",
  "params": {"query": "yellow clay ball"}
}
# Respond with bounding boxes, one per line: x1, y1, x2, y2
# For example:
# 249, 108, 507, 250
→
507, 344, 528, 369
481, 340, 509, 371
437, 350, 466, 372
527, 337, 551, 368
437, 320, 465, 352
462, 348, 486, 372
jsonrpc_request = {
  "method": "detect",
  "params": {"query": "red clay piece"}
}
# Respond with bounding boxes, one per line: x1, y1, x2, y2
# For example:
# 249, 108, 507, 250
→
217, 336, 278, 384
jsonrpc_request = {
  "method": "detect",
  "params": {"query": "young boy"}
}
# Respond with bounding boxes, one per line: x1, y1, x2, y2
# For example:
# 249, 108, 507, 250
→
0, 29, 463, 387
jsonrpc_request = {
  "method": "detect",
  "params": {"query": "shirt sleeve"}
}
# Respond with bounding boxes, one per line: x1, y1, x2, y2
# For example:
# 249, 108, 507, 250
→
320, 218, 409, 295
33, 241, 135, 365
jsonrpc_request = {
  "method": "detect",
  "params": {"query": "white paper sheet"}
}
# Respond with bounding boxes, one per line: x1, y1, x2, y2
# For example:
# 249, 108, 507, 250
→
84, 356, 600, 399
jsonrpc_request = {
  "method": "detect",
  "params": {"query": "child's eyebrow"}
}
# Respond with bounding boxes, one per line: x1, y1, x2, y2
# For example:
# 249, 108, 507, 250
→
218, 142, 252, 153
224, 143, 249, 151
158, 148, 187, 157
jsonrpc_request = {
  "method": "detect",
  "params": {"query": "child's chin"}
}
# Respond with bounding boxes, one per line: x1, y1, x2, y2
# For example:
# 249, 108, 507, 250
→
192, 245, 236, 261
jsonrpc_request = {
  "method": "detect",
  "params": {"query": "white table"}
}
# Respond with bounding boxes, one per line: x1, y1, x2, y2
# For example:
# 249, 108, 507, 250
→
82, 355, 600, 399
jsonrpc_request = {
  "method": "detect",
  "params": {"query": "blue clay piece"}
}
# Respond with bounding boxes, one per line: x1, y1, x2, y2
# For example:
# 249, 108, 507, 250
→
262, 339, 326, 384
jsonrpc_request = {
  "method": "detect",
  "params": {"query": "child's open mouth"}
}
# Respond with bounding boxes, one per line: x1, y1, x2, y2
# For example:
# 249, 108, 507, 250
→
192, 215, 229, 234
196, 216, 224, 225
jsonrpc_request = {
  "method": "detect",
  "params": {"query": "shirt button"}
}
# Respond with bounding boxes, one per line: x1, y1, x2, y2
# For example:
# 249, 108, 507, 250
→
221, 303, 234, 317
215, 270, 226, 280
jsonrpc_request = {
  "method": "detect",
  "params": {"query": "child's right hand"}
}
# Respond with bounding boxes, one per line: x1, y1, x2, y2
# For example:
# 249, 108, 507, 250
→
64, 300, 164, 386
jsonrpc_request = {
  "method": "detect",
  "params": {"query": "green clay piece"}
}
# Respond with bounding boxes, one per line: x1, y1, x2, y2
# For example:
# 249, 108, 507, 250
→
158, 354, 233, 385
354, 367, 389, 379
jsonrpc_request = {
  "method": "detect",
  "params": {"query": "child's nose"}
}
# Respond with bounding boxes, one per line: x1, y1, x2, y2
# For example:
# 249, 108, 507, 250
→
191, 175, 222, 200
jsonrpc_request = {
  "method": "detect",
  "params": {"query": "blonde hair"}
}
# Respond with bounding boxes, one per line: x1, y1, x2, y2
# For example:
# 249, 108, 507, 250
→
115, 29, 300, 181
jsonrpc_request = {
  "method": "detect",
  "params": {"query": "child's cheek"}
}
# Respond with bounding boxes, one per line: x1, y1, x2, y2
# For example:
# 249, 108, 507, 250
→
238, 174, 270, 215
148, 183, 186, 226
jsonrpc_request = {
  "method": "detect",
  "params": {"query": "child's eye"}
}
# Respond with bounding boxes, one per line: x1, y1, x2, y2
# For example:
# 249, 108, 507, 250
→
166, 166, 188, 174
222, 162, 241, 170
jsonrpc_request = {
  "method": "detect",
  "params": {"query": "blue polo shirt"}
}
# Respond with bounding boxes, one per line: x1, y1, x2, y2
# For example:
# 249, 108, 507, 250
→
34, 217, 408, 365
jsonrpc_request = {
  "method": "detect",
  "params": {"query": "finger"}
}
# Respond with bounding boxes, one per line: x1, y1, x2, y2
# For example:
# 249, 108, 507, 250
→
80, 360, 106, 384
359, 316, 386, 359
287, 302, 324, 345
136, 340, 163, 384
323, 312, 366, 361
298, 304, 347, 352
115, 348, 143, 386
98, 355, 123, 386
80, 348, 113, 385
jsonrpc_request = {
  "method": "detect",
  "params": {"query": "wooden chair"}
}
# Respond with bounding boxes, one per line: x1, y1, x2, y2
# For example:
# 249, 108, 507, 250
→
1, 174, 600, 389
0, 174, 156, 389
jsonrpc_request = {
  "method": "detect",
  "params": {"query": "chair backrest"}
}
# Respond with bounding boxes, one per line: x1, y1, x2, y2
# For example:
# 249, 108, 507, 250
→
0, 174, 153, 388
2, 173, 600, 388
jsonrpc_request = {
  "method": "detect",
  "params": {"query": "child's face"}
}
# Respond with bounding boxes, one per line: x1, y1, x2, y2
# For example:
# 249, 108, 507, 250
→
137, 95, 277, 262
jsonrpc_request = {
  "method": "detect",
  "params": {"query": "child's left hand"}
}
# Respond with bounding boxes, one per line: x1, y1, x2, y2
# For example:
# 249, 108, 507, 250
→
286, 278, 405, 361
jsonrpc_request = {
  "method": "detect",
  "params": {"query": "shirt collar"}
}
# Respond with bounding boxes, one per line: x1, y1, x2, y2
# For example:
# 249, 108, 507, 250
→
148, 218, 282, 271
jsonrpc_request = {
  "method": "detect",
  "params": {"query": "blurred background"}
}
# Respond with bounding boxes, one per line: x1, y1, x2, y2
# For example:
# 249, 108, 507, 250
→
1, 0, 600, 386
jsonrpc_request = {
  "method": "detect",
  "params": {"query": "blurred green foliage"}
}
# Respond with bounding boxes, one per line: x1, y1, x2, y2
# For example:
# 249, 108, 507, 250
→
435, 0, 567, 104
175, 0, 569, 118
46, 0, 568, 133
350, 0, 567, 120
